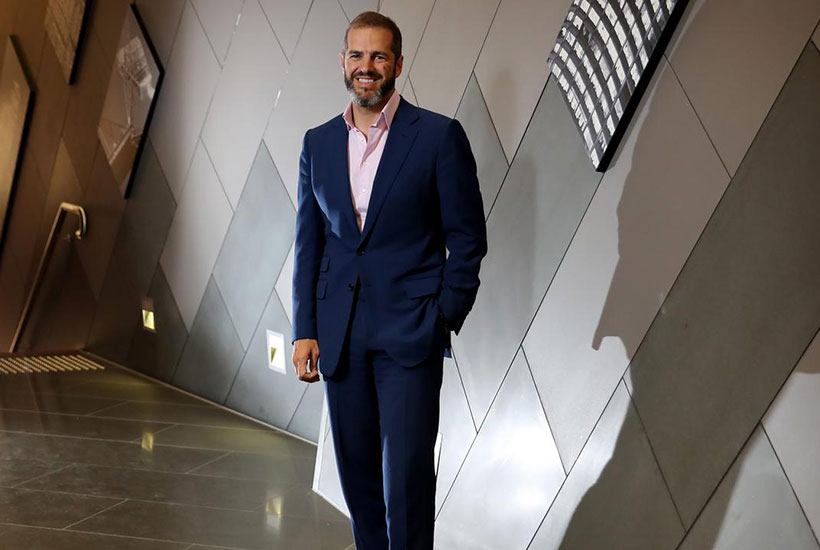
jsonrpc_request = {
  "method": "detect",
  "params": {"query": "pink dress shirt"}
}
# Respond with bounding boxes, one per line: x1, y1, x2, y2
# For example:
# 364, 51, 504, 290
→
342, 91, 401, 232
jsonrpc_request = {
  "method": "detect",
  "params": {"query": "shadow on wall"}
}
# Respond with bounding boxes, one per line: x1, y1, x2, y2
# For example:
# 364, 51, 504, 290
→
552, 74, 729, 550
555, 45, 820, 550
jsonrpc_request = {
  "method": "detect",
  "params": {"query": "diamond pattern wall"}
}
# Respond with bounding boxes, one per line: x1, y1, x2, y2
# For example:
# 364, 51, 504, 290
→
408, 0, 498, 117
523, 60, 729, 469
626, 44, 820, 527
454, 78, 602, 426
212, 142, 294, 349
473, 0, 570, 161
263, 0, 351, 207
3, 1, 820, 547
528, 382, 683, 549
148, 1, 221, 201
435, 350, 565, 550
201, 0, 288, 210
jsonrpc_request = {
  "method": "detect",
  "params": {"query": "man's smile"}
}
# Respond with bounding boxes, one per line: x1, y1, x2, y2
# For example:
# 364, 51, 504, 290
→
355, 75, 380, 86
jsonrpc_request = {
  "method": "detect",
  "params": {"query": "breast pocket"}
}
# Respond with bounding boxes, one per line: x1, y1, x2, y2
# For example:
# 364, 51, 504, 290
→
403, 276, 441, 299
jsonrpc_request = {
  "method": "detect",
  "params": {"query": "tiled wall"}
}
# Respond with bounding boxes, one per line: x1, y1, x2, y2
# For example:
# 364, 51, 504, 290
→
1, 0, 819, 548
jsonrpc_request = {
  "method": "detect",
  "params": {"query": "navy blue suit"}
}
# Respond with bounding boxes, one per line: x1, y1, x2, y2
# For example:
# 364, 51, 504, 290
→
293, 97, 487, 549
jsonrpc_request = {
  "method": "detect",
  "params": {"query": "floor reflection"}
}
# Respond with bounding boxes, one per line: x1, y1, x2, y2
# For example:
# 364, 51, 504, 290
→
0, 357, 352, 549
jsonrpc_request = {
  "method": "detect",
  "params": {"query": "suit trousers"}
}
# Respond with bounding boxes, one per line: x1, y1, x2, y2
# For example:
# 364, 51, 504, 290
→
324, 283, 444, 550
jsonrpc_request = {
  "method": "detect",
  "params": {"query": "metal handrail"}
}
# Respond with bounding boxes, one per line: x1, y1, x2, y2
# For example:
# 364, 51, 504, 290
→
9, 202, 87, 352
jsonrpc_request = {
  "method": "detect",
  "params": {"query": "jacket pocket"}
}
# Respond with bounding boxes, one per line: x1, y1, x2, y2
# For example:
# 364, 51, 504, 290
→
316, 279, 327, 299
319, 256, 329, 272
403, 276, 441, 299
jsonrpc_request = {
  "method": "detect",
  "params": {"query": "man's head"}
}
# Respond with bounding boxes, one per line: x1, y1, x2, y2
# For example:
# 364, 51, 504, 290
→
341, 12, 403, 109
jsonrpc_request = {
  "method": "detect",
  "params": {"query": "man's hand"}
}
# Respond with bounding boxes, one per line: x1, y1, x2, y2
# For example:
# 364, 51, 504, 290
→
292, 339, 321, 383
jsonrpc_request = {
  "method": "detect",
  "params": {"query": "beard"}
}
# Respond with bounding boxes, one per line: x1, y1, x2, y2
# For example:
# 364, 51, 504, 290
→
344, 69, 397, 108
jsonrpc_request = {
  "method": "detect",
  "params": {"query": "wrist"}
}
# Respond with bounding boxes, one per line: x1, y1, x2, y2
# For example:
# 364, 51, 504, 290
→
437, 310, 451, 333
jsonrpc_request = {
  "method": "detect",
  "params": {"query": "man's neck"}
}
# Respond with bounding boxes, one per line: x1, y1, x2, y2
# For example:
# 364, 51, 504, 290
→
351, 89, 396, 134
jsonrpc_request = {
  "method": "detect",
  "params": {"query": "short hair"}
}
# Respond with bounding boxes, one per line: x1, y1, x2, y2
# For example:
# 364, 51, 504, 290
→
343, 11, 402, 60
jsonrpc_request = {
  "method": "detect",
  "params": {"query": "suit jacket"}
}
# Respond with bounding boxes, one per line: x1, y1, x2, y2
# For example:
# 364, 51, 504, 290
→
292, 97, 487, 377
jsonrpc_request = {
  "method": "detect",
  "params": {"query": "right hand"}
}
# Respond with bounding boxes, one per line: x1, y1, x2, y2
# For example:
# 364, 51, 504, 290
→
292, 339, 320, 383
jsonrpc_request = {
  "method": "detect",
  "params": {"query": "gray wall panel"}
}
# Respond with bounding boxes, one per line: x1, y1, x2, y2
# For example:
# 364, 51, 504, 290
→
286, 381, 324, 443
529, 382, 683, 550
523, 61, 729, 470
114, 140, 177, 299
190, 0, 243, 65
435, 354, 477, 515
454, 79, 602, 425
126, 266, 188, 383
435, 350, 564, 550
200, 0, 288, 210
455, 74, 508, 218
667, 0, 820, 175
148, 2, 221, 200
627, 45, 820, 527
212, 143, 294, 349
764, 331, 820, 536
224, 287, 303, 429
86, 246, 140, 364
473, 0, 569, 160
679, 427, 818, 550
134, 0, 186, 66
172, 277, 245, 403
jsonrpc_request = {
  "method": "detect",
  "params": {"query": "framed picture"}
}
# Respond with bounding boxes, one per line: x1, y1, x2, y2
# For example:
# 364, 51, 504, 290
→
547, 0, 689, 171
0, 37, 34, 258
97, 4, 163, 198
44, 0, 90, 84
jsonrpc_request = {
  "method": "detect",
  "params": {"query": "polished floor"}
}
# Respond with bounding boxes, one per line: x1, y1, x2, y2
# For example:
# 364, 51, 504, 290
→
0, 356, 353, 549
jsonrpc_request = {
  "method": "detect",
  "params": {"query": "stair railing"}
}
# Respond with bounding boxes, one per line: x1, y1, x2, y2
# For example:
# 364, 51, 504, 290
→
8, 202, 87, 352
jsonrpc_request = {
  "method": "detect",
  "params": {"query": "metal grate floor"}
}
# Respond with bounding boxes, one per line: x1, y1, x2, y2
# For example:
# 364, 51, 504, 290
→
0, 353, 105, 374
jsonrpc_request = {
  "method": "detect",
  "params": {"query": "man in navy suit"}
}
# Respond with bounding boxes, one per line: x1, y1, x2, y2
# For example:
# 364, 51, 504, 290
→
291, 11, 487, 549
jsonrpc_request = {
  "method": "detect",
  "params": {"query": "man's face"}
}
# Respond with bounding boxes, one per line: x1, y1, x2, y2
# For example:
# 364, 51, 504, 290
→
341, 26, 403, 108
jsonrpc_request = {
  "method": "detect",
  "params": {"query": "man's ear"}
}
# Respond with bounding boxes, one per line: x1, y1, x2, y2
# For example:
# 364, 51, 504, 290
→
340, 52, 345, 74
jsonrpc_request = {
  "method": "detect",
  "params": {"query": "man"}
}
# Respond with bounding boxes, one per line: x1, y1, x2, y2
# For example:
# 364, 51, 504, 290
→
291, 11, 487, 550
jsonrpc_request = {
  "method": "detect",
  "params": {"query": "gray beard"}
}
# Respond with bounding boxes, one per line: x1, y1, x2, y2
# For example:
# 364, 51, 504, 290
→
344, 73, 396, 108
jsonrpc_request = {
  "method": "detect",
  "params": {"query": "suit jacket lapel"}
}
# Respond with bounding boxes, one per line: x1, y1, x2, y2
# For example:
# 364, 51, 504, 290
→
358, 99, 419, 244
327, 116, 360, 240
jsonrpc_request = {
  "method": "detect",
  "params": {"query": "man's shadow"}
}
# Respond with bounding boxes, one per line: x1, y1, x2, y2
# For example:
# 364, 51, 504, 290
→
547, 68, 736, 549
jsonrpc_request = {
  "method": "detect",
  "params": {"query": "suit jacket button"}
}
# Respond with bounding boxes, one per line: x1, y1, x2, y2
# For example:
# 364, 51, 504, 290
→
347, 283, 355, 291
356, 249, 365, 256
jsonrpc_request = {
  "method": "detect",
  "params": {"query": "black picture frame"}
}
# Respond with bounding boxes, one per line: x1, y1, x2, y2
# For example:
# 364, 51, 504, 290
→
96, 4, 164, 198
548, 0, 690, 172
0, 37, 34, 260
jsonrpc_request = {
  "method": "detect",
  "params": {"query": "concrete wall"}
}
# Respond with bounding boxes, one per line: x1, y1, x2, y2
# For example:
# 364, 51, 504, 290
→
1, 1, 819, 548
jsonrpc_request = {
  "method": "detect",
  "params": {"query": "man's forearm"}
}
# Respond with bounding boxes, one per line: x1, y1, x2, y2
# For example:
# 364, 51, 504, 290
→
436, 119, 488, 333
292, 130, 325, 342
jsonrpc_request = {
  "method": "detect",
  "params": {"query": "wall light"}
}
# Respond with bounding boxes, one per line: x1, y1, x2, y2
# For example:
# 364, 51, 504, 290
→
267, 329, 286, 374
141, 297, 155, 332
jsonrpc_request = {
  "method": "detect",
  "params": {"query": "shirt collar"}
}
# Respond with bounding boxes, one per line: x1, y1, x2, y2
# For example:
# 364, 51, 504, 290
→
343, 90, 401, 131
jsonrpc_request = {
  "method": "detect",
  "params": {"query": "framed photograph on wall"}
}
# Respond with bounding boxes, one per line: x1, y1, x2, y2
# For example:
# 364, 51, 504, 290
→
44, 0, 91, 84
0, 37, 34, 258
97, 4, 163, 198
547, 0, 690, 171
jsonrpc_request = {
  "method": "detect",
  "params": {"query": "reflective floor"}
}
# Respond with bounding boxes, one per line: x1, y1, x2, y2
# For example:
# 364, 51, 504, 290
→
0, 357, 353, 549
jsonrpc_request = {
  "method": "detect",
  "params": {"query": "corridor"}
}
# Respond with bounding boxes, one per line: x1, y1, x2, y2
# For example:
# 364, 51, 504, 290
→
0, 353, 352, 549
